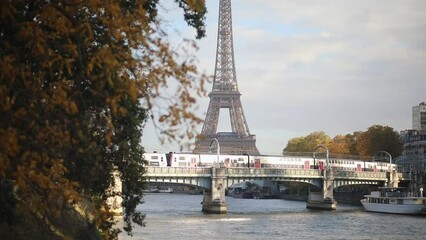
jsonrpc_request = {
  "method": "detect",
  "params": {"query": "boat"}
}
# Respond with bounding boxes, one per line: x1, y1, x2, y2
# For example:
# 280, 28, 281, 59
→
233, 192, 254, 199
142, 188, 160, 193
143, 187, 173, 193
360, 187, 426, 215
158, 188, 173, 193
252, 187, 273, 199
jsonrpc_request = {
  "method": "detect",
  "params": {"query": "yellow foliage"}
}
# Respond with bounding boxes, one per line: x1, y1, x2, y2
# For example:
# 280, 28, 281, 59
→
1, 0, 208, 238
0, 128, 19, 157
105, 130, 113, 146
0, 1, 15, 20
67, 101, 79, 115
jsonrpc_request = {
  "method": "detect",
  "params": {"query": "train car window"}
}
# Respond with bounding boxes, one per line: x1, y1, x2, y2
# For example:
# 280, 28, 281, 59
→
179, 156, 185, 161
151, 156, 158, 160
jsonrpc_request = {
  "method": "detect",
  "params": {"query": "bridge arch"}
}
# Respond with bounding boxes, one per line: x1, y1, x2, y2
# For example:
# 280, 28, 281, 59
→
333, 180, 384, 189
146, 177, 211, 189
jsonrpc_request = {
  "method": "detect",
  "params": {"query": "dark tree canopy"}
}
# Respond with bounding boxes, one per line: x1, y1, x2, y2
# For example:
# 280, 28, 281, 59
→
0, 0, 207, 239
354, 125, 403, 157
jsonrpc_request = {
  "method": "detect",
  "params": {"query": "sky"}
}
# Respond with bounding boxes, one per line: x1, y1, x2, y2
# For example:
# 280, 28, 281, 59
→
142, 0, 426, 155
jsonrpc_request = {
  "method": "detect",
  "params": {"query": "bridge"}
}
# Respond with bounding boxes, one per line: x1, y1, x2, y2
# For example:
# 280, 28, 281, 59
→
145, 166, 404, 213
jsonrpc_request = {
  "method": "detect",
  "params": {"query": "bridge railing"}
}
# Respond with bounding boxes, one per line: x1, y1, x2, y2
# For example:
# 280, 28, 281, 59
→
145, 167, 211, 176
145, 166, 393, 181
226, 168, 322, 178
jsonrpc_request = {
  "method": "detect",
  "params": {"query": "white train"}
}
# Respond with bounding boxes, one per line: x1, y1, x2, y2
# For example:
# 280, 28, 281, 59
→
143, 152, 395, 173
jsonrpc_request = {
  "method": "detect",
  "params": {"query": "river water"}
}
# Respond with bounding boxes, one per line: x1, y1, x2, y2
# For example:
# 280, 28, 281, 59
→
117, 193, 426, 240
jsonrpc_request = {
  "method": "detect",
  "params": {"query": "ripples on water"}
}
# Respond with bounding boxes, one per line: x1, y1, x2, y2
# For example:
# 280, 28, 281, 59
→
117, 194, 426, 240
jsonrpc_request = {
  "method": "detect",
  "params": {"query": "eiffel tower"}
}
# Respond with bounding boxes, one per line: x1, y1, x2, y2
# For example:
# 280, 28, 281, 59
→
193, 0, 260, 155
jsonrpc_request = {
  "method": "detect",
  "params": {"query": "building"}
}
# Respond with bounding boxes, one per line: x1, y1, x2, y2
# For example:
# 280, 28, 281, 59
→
412, 102, 426, 131
396, 102, 426, 174
397, 129, 426, 173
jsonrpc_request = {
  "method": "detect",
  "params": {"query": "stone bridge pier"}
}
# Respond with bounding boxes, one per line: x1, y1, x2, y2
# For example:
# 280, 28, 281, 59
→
202, 167, 227, 213
306, 169, 337, 210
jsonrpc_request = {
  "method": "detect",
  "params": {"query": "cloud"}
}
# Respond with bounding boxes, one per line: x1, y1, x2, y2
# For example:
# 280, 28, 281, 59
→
143, 0, 426, 155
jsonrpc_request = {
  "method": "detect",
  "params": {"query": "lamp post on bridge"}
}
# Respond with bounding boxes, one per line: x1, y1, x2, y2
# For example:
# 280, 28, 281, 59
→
210, 138, 220, 166
308, 144, 336, 210
203, 137, 227, 214
314, 144, 329, 172
373, 151, 392, 186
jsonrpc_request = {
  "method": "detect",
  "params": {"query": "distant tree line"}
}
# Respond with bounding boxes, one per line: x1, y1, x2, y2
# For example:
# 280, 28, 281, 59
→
283, 125, 403, 158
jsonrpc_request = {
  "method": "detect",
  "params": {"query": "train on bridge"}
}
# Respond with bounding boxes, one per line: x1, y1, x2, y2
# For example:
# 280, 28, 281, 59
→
144, 152, 395, 173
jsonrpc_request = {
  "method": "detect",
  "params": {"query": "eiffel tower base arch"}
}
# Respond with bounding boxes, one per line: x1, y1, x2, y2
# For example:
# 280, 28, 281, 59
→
194, 134, 259, 155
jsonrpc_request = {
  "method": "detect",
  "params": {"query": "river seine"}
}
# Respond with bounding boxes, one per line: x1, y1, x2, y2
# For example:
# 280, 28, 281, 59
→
117, 193, 426, 240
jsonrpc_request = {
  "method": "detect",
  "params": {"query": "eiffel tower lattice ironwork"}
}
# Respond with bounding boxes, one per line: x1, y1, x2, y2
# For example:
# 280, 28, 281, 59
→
193, 0, 260, 155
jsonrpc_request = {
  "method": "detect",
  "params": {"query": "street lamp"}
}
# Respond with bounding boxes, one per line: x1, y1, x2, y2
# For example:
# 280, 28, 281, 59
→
210, 138, 220, 165
243, 153, 250, 169
373, 151, 392, 186
373, 151, 392, 166
314, 144, 329, 171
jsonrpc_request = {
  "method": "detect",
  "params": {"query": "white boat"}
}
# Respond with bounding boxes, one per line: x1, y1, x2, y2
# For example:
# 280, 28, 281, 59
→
143, 187, 173, 193
142, 188, 160, 193
158, 188, 173, 193
361, 187, 426, 215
